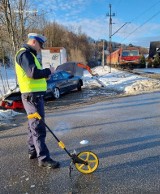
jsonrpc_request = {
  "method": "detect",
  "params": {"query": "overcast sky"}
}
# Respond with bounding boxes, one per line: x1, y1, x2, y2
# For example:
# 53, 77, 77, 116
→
32, 0, 160, 48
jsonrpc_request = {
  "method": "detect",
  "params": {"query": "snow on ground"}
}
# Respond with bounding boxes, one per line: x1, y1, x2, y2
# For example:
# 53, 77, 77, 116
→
1, 66, 160, 123
134, 68, 160, 74
83, 66, 160, 94
0, 109, 21, 123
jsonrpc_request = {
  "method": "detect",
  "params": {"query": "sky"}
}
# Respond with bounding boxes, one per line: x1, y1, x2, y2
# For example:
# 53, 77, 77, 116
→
31, 0, 160, 48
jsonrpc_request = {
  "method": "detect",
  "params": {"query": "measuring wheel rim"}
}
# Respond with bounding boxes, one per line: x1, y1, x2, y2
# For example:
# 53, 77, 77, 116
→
75, 151, 99, 174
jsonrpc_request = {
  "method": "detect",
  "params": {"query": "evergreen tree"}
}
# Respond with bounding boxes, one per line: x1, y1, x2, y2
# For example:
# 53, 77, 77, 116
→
153, 54, 160, 68
139, 55, 146, 68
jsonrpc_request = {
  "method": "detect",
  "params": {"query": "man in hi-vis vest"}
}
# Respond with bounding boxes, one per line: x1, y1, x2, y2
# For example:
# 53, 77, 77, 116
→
15, 33, 60, 169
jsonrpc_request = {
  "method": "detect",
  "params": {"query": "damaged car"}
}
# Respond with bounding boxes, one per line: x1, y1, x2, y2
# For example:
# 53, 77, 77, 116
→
45, 70, 83, 99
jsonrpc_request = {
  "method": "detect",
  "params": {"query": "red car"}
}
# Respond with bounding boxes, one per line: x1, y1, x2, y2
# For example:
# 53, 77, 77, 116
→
0, 91, 24, 110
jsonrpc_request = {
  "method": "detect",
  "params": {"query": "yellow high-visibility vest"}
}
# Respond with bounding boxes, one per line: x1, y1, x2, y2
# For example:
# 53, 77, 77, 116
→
15, 48, 47, 93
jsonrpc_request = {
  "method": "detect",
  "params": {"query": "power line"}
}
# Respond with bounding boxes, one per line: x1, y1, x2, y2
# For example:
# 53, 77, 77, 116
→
111, 22, 130, 37
122, 10, 160, 42
110, 0, 160, 44
130, 0, 160, 23
120, 0, 160, 43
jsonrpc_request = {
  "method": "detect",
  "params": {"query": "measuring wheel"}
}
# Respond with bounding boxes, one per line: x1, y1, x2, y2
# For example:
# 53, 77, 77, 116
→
75, 151, 99, 174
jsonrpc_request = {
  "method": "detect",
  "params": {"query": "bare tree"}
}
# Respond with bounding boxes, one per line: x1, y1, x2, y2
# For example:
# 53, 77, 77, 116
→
0, 0, 95, 67
0, 0, 43, 62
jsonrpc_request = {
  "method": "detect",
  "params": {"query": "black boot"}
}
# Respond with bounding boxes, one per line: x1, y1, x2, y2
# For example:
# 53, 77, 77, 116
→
39, 158, 60, 168
29, 151, 37, 159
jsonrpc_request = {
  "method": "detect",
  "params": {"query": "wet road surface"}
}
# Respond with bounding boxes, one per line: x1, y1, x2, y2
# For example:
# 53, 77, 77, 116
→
1, 91, 160, 193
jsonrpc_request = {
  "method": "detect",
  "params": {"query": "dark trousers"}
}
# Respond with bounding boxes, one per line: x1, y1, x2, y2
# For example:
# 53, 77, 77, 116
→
21, 93, 50, 161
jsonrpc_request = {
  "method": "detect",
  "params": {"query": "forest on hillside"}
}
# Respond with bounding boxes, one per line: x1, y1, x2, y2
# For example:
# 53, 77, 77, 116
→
0, 0, 148, 67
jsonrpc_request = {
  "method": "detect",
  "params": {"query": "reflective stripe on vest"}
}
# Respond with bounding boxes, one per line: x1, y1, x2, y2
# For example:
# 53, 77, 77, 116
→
15, 48, 47, 93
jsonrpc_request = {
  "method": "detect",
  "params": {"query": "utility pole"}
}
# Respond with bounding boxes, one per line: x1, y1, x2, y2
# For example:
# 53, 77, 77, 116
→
102, 40, 105, 70
107, 4, 115, 73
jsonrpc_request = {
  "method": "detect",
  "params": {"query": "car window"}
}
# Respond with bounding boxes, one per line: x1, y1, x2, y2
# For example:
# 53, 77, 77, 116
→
130, 50, 139, 56
52, 73, 63, 81
122, 50, 129, 57
122, 50, 139, 57
60, 71, 71, 79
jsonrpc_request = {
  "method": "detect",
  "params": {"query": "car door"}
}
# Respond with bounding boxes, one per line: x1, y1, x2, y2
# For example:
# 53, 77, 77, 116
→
47, 73, 61, 96
47, 72, 68, 96
56, 71, 69, 93
60, 71, 75, 91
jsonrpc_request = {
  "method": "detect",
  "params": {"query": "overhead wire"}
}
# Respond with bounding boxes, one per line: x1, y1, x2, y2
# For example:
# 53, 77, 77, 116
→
130, 0, 160, 23
121, 10, 160, 43
109, 0, 160, 43
120, 0, 160, 43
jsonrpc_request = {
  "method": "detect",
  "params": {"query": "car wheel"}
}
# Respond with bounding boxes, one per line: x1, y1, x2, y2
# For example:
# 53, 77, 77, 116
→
52, 87, 60, 99
77, 81, 82, 91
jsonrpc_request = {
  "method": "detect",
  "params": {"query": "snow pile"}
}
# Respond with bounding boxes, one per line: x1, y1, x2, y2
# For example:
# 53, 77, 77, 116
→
2, 65, 160, 99
125, 79, 160, 94
0, 109, 21, 121
83, 66, 160, 94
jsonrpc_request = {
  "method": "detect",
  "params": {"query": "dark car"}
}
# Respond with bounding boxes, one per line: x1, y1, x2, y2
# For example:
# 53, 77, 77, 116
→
45, 71, 83, 99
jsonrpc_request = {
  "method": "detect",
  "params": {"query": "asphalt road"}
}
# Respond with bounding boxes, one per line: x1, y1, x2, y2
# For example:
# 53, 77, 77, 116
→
1, 91, 160, 194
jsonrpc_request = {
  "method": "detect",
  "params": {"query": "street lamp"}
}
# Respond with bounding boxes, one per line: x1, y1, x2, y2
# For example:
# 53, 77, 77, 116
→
102, 40, 105, 70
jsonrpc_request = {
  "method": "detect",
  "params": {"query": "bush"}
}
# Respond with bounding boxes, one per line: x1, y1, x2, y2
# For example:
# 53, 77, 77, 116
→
152, 54, 160, 68
139, 55, 146, 68
146, 58, 153, 68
